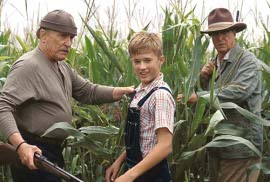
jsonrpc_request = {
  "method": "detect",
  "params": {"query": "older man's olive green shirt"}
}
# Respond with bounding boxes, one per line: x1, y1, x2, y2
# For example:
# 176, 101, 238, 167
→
0, 47, 114, 140
198, 43, 263, 158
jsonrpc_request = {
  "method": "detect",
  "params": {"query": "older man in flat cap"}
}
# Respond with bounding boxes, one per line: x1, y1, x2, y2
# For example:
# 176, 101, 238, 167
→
0, 10, 134, 182
178, 8, 262, 182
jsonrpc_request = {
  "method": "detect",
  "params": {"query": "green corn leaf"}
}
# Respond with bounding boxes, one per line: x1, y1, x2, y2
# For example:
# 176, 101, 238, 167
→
0, 56, 12, 61
205, 110, 224, 135
191, 96, 207, 135
179, 135, 262, 161
182, 35, 202, 103
80, 15, 124, 74
15, 35, 28, 52
247, 162, 270, 176
220, 102, 270, 126
0, 44, 7, 52
42, 122, 110, 156
215, 123, 248, 136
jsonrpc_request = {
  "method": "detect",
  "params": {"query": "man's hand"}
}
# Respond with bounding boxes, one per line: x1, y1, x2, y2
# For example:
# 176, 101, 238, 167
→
17, 143, 42, 170
112, 86, 135, 101
177, 93, 198, 103
200, 61, 216, 79
9, 132, 42, 170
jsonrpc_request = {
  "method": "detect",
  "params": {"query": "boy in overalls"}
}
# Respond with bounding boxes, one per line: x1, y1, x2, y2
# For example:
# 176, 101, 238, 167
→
105, 32, 175, 182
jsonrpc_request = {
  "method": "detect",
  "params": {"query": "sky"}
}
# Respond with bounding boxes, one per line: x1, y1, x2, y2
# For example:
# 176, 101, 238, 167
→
1, 0, 269, 41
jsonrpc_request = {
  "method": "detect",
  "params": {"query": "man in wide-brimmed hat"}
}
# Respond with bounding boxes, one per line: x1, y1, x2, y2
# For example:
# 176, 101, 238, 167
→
178, 8, 262, 182
0, 9, 134, 182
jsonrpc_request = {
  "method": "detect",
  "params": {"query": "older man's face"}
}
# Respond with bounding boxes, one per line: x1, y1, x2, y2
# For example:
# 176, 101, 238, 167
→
210, 29, 236, 57
41, 29, 74, 62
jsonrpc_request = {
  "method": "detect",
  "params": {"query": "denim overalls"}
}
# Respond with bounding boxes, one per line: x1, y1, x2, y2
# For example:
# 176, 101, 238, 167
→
125, 87, 172, 182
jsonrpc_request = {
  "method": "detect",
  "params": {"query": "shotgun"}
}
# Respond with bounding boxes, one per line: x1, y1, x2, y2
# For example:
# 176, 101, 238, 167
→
0, 142, 83, 182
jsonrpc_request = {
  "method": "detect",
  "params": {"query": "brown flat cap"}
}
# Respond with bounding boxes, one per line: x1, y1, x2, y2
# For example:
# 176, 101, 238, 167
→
36, 10, 77, 38
201, 8, 246, 34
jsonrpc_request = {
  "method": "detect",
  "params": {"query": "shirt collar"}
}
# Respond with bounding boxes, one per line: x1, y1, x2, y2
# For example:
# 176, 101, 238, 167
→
217, 49, 231, 63
136, 73, 164, 93
216, 49, 232, 69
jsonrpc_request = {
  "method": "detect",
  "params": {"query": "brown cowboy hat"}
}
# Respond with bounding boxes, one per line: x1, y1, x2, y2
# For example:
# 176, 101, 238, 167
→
201, 8, 247, 34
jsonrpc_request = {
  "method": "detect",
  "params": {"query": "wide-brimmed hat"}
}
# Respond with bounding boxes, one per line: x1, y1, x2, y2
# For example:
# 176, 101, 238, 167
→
36, 10, 77, 38
201, 8, 246, 34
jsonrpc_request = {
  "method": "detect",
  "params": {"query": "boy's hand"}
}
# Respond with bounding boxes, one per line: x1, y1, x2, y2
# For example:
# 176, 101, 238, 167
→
105, 162, 121, 182
114, 174, 134, 182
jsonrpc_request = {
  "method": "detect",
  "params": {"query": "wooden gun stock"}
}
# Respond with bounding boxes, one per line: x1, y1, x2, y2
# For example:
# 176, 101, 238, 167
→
0, 142, 83, 182
0, 141, 19, 165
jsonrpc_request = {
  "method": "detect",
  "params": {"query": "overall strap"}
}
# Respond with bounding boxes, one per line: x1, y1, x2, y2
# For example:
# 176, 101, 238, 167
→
130, 91, 137, 101
137, 87, 172, 107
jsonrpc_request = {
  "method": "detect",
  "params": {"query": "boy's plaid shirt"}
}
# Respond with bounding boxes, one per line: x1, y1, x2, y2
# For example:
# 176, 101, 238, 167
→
130, 74, 175, 157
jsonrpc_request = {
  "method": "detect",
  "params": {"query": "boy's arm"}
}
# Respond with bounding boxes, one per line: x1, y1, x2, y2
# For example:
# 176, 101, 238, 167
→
115, 128, 172, 182
105, 151, 126, 182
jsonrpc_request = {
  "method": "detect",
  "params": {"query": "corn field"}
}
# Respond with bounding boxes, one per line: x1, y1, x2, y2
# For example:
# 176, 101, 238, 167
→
1, 0, 270, 181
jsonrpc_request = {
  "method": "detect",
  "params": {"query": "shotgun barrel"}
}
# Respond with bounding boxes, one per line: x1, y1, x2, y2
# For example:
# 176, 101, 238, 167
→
0, 142, 83, 182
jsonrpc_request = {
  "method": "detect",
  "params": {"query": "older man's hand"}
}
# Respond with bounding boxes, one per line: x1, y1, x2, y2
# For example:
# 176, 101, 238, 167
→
112, 86, 135, 101
9, 133, 42, 170
177, 93, 198, 103
200, 61, 216, 79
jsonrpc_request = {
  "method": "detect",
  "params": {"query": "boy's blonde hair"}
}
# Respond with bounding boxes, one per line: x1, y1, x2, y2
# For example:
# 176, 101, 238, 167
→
128, 31, 163, 57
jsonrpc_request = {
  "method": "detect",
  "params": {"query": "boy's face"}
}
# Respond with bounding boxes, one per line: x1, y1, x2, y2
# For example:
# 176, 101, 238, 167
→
131, 51, 164, 88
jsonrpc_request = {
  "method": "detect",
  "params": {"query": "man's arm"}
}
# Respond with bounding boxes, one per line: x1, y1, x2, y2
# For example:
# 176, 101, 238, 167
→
181, 54, 261, 104
69, 66, 135, 104
0, 62, 42, 169
198, 54, 261, 103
